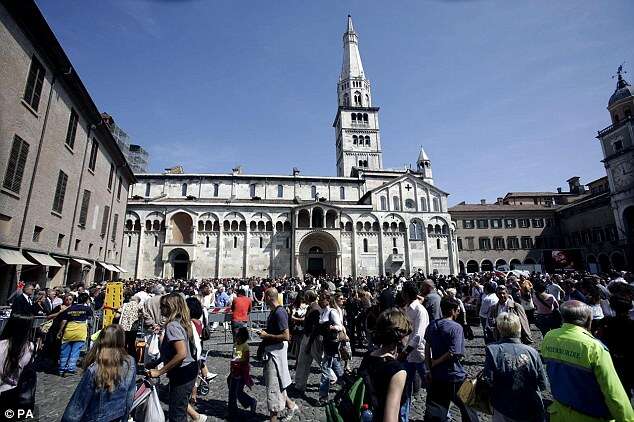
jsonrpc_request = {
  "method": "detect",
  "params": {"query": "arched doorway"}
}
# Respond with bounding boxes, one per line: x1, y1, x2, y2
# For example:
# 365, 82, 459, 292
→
510, 259, 521, 270
459, 260, 465, 274
466, 260, 479, 273
587, 255, 598, 273
495, 259, 507, 270
170, 250, 190, 279
598, 254, 610, 273
611, 252, 625, 270
171, 212, 193, 244
298, 232, 339, 276
481, 260, 493, 272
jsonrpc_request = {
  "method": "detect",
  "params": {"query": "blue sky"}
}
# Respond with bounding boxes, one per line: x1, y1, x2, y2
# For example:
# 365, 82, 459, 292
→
37, 0, 632, 205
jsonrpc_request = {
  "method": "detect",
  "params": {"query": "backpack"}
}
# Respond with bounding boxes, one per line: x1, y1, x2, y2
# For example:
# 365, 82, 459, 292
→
325, 364, 380, 422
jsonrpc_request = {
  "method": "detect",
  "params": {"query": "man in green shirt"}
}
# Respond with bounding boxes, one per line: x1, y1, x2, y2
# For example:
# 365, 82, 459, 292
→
541, 300, 633, 421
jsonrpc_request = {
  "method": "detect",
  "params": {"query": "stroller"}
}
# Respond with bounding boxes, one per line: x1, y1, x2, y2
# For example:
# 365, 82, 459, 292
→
130, 377, 164, 422
196, 348, 213, 396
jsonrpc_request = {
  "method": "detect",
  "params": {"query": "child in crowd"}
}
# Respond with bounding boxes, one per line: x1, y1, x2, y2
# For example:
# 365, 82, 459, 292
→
227, 327, 256, 416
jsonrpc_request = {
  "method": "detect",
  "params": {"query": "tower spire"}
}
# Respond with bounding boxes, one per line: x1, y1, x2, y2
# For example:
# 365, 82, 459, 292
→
340, 15, 365, 81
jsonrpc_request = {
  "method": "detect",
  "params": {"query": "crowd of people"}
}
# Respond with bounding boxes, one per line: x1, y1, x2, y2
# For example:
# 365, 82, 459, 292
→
0, 268, 633, 422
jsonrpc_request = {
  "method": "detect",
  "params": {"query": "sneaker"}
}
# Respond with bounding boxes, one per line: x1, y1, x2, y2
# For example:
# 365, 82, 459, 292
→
196, 414, 207, 422
205, 373, 218, 381
250, 399, 257, 414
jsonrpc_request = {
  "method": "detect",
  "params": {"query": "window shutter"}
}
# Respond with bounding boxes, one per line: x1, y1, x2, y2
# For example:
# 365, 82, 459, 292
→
89, 140, 98, 171
52, 171, 68, 213
24, 56, 45, 111
79, 190, 91, 226
65, 109, 78, 148
111, 214, 119, 241
3, 136, 30, 194
101, 205, 110, 236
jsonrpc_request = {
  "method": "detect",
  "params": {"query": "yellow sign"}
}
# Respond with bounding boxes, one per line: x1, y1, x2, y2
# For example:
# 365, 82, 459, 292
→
103, 282, 123, 328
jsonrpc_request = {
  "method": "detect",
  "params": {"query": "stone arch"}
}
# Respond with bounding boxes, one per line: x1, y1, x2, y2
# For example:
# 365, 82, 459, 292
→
275, 221, 283, 232
325, 210, 338, 229
481, 259, 494, 272
495, 259, 507, 269
298, 231, 340, 277
524, 258, 536, 265
169, 248, 190, 279
459, 260, 465, 273
298, 209, 310, 228
466, 260, 479, 273
510, 259, 522, 270
171, 212, 193, 244
312, 207, 324, 228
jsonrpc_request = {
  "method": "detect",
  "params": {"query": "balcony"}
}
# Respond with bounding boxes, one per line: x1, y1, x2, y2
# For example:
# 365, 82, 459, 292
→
390, 253, 404, 263
597, 116, 631, 138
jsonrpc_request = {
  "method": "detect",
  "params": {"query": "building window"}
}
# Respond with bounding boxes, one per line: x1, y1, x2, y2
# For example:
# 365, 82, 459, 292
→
364, 136, 370, 146
436, 238, 441, 249
466, 237, 475, 251
128, 236, 132, 247
392, 196, 400, 211
504, 218, 516, 228
78, 190, 91, 226
353, 135, 358, 145
55, 233, 64, 248
277, 184, 283, 198
613, 140, 623, 152
52, 170, 68, 213
521, 236, 533, 249
32, 225, 43, 242
420, 197, 428, 211
392, 237, 397, 248
250, 184, 256, 197
380, 196, 387, 210
145, 183, 151, 197
74, 239, 80, 251
432, 197, 440, 212
111, 214, 119, 241
108, 164, 114, 190
457, 238, 463, 250
285, 237, 290, 249
154, 235, 158, 247
206, 236, 210, 248
65, 109, 79, 149
493, 237, 505, 250
88, 139, 98, 172
363, 238, 368, 252
259, 237, 263, 248
2, 135, 30, 194
340, 186, 345, 200
463, 220, 474, 229
531, 218, 544, 228
88, 243, 93, 254
23, 55, 46, 111
311, 185, 317, 198
181, 183, 187, 196
490, 219, 502, 229
117, 176, 123, 200
518, 218, 530, 228
233, 236, 238, 249
507, 236, 519, 249
478, 237, 491, 250
101, 205, 110, 236
476, 219, 489, 229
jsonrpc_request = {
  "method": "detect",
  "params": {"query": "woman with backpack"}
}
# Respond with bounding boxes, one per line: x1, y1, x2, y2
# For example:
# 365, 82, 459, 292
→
318, 291, 345, 405
358, 308, 411, 422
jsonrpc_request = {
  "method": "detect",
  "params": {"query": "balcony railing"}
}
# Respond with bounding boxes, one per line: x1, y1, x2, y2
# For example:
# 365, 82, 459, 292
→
597, 115, 631, 137
390, 253, 404, 262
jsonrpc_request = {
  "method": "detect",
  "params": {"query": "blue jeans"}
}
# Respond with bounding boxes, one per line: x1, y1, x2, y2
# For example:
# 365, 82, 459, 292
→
400, 361, 427, 422
59, 341, 84, 373
228, 376, 255, 410
319, 355, 343, 400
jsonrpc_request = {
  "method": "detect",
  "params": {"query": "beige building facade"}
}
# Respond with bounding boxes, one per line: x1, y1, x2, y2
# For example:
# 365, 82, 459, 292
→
0, 1, 135, 302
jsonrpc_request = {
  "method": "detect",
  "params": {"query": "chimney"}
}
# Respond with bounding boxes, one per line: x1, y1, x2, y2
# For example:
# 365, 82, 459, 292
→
480, 199, 486, 205
496, 197, 503, 204
557, 187, 562, 194
292, 167, 300, 176
567, 176, 581, 194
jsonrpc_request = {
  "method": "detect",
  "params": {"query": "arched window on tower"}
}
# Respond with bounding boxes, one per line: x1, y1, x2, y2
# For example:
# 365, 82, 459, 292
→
181, 183, 187, 196
393, 196, 400, 211
421, 197, 428, 211
250, 184, 256, 197
259, 237, 263, 248
358, 160, 364, 167
363, 238, 368, 253
340, 186, 345, 200
365, 136, 370, 146
351, 113, 357, 122
277, 184, 283, 198
363, 113, 368, 122
393, 237, 397, 247
233, 236, 238, 248
343, 93, 349, 106
380, 196, 387, 210
365, 94, 370, 106
354, 91, 361, 106
353, 135, 358, 145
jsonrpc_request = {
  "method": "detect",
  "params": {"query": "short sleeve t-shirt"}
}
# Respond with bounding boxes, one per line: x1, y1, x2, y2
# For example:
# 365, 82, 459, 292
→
232, 296, 251, 322
62, 304, 93, 342
160, 321, 195, 369
266, 306, 289, 336
424, 318, 465, 382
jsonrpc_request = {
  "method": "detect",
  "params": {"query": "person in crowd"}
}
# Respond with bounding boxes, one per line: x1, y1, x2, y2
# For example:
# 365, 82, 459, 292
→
399, 281, 430, 422
421, 279, 442, 321
257, 288, 298, 422
227, 326, 256, 416
61, 324, 136, 422
288, 291, 307, 359
115, 292, 142, 357
594, 294, 634, 400
58, 293, 93, 376
478, 282, 498, 344
445, 287, 473, 340
424, 297, 478, 422
0, 316, 35, 410
216, 285, 231, 308
378, 281, 396, 311
33, 290, 48, 316
317, 290, 344, 405
143, 284, 165, 328
185, 296, 216, 383
43, 289, 57, 314
545, 276, 565, 302
231, 288, 252, 341
482, 312, 548, 421
146, 293, 206, 422
541, 300, 634, 422
518, 278, 535, 323
358, 308, 411, 422
293, 289, 322, 394
11, 283, 36, 316
39, 293, 74, 372
532, 282, 560, 336
487, 285, 533, 344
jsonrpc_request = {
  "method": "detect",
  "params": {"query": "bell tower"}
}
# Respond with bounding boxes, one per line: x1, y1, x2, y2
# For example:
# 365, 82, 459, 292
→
334, 16, 383, 177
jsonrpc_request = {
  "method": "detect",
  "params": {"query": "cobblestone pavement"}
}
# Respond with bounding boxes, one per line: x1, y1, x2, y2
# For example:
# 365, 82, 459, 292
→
33, 325, 545, 422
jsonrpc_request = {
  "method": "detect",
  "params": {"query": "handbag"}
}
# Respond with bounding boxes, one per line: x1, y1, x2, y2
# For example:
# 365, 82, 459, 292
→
457, 371, 491, 414
144, 384, 165, 422
201, 312, 211, 341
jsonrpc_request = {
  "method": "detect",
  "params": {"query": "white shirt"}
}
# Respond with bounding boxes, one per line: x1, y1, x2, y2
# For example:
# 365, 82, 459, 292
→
479, 293, 499, 318
405, 300, 429, 363
546, 283, 564, 302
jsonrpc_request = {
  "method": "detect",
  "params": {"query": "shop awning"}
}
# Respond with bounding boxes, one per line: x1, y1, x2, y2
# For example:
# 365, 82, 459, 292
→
71, 258, 92, 266
26, 251, 62, 267
114, 265, 127, 273
0, 247, 33, 265
98, 262, 119, 272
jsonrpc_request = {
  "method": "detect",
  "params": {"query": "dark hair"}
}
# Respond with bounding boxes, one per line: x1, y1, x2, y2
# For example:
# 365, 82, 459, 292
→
533, 282, 546, 294
186, 297, 203, 320
440, 297, 460, 317
484, 281, 497, 294
0, 316, 33, 384
402, 282, 418, 301
235, 326, 249, 343
77, 292, 91, 304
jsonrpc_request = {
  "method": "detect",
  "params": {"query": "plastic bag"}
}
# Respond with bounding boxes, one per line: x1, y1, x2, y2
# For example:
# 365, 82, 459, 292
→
145, 385, 165, 422
147, 333, 160, 357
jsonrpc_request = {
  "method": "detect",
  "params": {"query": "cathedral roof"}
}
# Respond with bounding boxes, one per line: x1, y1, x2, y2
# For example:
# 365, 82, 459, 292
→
608, 66, 633, 107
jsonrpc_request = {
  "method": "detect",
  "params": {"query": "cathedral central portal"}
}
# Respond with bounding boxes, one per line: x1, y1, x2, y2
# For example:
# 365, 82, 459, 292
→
297, 231, 340, 277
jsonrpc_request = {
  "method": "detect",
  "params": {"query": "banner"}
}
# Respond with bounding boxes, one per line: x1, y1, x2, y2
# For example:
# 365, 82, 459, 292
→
103, 282, 123, 328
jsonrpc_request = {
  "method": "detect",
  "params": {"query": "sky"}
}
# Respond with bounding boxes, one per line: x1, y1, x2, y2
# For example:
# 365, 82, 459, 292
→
36, 0, 633, 205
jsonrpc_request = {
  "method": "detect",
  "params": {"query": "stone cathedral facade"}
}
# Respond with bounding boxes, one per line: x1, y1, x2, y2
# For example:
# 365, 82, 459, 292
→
121, 17, 458, 279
